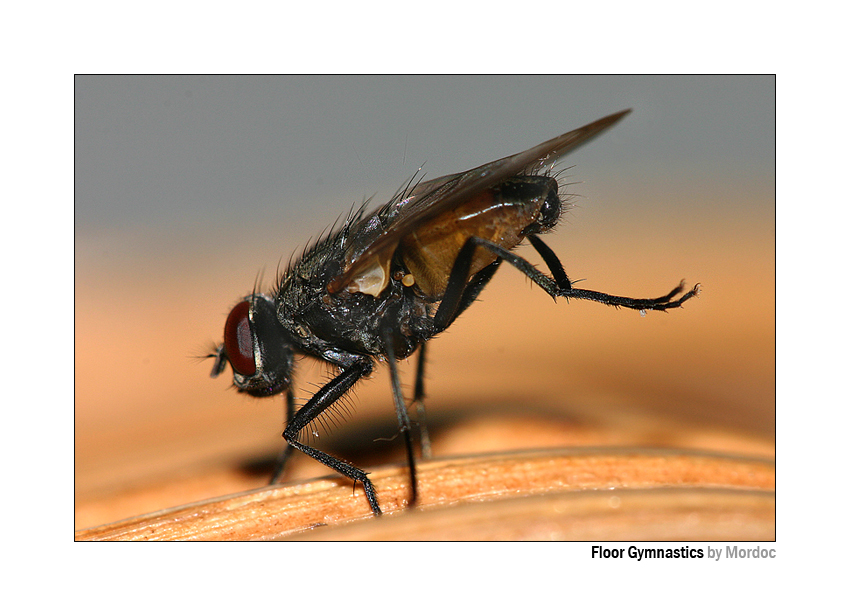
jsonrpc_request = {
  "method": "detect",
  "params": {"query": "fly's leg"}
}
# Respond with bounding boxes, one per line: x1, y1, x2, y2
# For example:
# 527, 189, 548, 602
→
269, 388, 296, 484
418, 260, 500, 454
282, 358, 382, 515
412, 344, 432, 460
382, 329, 419, 506
435, 236, 698, 329
433, 254, 503, 332
527, 235, 571, 290
527, 235, 700, 310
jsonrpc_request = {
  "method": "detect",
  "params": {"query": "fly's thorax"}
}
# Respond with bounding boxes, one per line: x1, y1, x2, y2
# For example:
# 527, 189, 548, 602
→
325, 277, 417, 356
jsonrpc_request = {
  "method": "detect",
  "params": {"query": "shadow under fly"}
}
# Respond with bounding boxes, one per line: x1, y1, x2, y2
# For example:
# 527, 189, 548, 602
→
208, 109, 700, 515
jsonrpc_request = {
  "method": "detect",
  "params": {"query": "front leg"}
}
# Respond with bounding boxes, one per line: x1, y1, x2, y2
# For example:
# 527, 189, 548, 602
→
282, 358, 383, 515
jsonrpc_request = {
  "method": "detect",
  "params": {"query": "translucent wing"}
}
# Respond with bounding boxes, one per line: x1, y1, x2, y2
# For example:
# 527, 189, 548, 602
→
328, 109, 631, 295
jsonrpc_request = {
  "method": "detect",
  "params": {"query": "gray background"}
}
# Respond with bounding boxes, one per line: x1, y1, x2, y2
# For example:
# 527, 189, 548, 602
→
76, 75, 773, 245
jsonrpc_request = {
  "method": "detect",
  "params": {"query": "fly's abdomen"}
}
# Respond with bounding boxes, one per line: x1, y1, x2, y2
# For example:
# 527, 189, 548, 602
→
400, 176, 560, 297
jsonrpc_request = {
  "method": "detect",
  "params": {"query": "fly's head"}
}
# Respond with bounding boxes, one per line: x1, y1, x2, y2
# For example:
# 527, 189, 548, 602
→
210, 294, 294, 397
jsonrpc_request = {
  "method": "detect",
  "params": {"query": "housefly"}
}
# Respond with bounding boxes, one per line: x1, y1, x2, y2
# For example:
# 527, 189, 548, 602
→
208, 109, 699, 516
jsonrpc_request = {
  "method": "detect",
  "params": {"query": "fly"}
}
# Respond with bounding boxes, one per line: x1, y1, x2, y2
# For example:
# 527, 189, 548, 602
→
208, 109, 700, 516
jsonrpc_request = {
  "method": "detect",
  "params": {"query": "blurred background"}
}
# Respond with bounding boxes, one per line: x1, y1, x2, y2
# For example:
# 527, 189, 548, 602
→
75, 76, 774, 529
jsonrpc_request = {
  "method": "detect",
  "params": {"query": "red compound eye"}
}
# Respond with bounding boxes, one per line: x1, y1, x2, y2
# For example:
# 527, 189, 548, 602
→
223, 301, 256, 375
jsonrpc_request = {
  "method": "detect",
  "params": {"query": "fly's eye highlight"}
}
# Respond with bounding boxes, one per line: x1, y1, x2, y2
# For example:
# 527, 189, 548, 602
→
223, 300, 256, 375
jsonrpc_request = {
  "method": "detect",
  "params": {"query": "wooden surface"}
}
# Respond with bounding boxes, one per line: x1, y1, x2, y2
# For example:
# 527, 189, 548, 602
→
76, 448, 774, 541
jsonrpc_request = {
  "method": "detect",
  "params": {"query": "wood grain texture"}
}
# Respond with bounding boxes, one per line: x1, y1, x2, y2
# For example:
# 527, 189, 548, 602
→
75, 448, 774, 541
